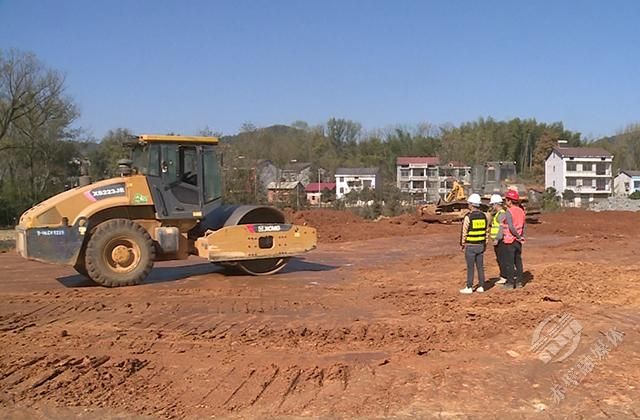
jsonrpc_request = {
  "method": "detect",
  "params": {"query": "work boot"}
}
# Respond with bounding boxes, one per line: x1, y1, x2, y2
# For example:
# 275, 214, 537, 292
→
496, 277, 507, 285
476, 286, 485, 293
460, 287, 473, 294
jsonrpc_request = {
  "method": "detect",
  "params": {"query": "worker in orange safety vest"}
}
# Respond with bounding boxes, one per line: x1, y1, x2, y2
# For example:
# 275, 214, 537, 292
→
501, 189, 525, 289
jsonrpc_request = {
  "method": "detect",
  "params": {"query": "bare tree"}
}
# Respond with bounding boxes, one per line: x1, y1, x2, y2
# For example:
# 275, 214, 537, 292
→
326, 117, 361, 150
0, 50, 76, 148
198, 125, 223, 137
240, 121, 257, 133
0, 49, 79, 205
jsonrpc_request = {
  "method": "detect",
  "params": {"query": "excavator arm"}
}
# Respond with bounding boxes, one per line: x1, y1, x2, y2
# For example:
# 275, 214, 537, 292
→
444, 180, 466, 203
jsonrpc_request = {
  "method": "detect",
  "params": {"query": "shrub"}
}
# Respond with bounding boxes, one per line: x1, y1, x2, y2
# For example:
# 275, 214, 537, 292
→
542, 187, 561, 210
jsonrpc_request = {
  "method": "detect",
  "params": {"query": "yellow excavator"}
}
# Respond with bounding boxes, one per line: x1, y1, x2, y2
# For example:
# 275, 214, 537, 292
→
15, 134, 317, 287
443, 180, 467, 203
418, 180, 472, 223
418, 162, 541, 223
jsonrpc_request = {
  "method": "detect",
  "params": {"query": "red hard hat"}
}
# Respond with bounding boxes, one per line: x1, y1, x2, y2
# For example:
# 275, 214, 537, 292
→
505, 189, 520, 201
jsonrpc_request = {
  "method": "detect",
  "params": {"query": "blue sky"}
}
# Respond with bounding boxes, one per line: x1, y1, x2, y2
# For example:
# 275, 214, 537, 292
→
1, 0, 638, 139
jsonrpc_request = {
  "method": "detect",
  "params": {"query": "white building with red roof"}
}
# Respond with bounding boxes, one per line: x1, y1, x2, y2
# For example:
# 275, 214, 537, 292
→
305, 182, 336, 205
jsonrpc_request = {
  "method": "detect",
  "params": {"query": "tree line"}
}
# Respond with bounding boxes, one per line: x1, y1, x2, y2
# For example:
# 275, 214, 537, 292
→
2, 49, 638, 226
224, 117, 583, 183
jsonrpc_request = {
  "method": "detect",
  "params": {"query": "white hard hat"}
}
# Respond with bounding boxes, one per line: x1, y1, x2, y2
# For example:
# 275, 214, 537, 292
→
468, 193, 482, 206
490, 194, 503, 204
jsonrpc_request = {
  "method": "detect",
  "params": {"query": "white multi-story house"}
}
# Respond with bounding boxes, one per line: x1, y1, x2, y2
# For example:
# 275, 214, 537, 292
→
396, 157, 471, 202
335, 168, 380, 199
545, 147, 613, 206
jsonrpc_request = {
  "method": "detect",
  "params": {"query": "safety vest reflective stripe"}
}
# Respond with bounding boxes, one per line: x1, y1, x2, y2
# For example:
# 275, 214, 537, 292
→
502, 206, 525, 244
466, 212, 487, 243
490, 209, 505, 239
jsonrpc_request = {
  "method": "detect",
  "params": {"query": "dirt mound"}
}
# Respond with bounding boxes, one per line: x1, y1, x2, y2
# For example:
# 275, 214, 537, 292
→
535, 209, 640, 238
382, 212, 422, 226
286, 209, 432, 243
286, 209, 364, 227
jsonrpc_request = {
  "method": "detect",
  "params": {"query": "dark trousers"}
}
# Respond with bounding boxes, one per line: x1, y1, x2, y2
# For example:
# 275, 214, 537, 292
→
465, 243, 485, 288
494, 241, 507, 279
503, 241, 523, 284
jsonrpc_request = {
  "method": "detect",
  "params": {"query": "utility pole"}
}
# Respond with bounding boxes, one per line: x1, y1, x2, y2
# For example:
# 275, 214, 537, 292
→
318, 167, 321, 206
254, 167, 258, 202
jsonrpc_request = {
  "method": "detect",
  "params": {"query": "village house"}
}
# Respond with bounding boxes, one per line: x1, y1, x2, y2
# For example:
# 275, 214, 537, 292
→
304, 182, 336, 205
255, 159, 279, 190
266, 181, 305, 207
545, 146, 613, 206
335, 168, 380, 200
280, 161, 314, 184
396, 157, 471, 202
614, 170, 640, 196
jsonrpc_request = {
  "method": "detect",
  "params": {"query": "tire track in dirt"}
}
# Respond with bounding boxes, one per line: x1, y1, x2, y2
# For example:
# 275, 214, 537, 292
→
1, 354, 155, 414
2, 216, 640, 418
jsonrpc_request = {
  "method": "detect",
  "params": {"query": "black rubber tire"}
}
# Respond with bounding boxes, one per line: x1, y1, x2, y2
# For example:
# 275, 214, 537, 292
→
85, 219, 155, 287
73, 243, 90, 278
236, 257, 289, 276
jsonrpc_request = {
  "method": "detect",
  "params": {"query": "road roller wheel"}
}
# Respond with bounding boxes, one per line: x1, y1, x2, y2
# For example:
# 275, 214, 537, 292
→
85, 219, 155, 287
236, 258, 289, 276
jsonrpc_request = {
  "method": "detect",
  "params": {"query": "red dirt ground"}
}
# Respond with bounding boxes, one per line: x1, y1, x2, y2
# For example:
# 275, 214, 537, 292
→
288, 209, 446, 243
1, 210, 639, 418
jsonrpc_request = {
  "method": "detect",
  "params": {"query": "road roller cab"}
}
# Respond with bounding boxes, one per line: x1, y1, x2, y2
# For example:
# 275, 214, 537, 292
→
16, 134, 317, 287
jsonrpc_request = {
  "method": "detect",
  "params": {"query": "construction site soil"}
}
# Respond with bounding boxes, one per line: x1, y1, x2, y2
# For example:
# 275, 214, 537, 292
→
1, 209, 639, 418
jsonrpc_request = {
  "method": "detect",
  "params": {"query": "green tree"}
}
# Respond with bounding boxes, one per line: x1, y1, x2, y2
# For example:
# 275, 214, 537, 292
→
326, 118, 361, 151
594, 124, 640, 173
561, 188, 575, 205
532, 131, 559, 181
88, 128, 133, 179
543, 187, 561, 210
382, 185, 405, 216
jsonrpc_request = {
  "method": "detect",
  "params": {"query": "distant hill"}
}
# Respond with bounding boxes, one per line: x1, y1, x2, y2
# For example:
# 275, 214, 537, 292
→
219, 124, 330, 169
220, 125, 309, 145
591, 127, 640, 172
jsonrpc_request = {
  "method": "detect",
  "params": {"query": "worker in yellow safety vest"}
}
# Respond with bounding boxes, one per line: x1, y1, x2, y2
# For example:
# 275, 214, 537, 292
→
459, 193, 489, 294
489, 194, 508, 285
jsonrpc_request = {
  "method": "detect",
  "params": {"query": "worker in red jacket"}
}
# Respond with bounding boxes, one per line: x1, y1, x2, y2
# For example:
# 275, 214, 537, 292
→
501, 189, 525, 289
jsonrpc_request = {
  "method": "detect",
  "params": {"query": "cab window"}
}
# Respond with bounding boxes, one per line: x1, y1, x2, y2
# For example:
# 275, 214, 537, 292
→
148, 144, 161, 176
161, 145, 178, 183
131, 144, 150, 175
161, 145, 198, 186
202, 147, 222, 203
179, 146, 198, 186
